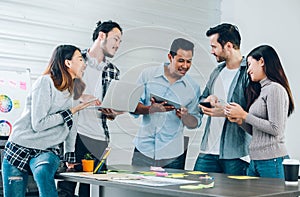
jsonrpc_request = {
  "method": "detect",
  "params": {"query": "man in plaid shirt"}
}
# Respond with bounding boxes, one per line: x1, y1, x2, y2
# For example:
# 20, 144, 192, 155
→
57, 20, 123, 197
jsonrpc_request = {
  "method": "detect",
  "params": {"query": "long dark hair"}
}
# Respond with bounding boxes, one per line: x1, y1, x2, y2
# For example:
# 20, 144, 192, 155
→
246, 45, 294, 116
43, 44, 85, 99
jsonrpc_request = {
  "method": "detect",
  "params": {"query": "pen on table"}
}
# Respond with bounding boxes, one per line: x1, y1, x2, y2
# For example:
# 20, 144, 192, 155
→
93, 148, 111, 174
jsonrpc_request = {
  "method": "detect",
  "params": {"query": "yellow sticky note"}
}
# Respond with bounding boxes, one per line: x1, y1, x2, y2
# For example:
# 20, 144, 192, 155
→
13, 100, 20, 108
228, 176, 259, 180
180, 184, 203, 189
167, 173, 186, 178
139, 171, 156, 176
187, 171, 207, 175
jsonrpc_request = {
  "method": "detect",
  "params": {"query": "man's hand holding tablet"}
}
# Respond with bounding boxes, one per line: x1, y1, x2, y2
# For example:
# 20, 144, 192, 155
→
149, 93, 181, 113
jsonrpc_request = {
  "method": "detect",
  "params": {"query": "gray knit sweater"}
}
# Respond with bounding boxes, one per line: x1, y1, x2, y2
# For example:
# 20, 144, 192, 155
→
242, 78, 289, 160
8, 75, 77, 153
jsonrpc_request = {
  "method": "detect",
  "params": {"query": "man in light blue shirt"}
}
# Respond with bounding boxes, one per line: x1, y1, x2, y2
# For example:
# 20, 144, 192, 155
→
132, 38, 202, 169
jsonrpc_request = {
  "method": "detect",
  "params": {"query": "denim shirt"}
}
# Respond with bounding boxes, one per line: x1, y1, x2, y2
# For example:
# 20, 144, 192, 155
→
200, 57, 251, 159
133, 63, 201, 159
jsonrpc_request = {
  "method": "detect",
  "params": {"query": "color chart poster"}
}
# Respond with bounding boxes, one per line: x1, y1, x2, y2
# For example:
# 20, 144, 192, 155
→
0, 67, 31, 137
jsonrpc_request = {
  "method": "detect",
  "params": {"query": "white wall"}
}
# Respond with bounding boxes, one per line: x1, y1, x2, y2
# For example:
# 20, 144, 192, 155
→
0, 0, 221, 170
3, 0, 297, 171
221, 0, 300, 160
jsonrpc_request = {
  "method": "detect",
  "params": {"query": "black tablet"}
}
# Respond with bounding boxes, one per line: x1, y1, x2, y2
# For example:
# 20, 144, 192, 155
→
150, 93, 181, 109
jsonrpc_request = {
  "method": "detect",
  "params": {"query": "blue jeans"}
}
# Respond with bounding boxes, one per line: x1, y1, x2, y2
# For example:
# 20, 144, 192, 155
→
247, 155, 289, 178
2, 151, 60, 197
132, 148, 186, 169
194, 154, 248, 175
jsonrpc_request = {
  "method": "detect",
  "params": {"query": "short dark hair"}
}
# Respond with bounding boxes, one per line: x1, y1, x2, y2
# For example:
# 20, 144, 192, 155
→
206, 23, 241, 49
169, 38, 194, 57
92, 20, 122, 41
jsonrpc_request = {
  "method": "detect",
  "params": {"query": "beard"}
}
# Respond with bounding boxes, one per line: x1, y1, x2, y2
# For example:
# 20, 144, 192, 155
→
216, 55, 226, 63
101, 38, 115, 58
103, 50, 114, 58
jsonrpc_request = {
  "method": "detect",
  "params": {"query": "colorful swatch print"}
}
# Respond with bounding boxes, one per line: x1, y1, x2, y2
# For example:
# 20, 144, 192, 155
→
0, 94, 13, 113
0, 120, 12, 136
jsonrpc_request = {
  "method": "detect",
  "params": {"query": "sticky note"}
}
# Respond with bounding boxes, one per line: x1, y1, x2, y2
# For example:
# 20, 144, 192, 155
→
167, 173, 186, 178
20, 81, 27, 90
227, 176, 259, 180
139, 171, 157, 176
187, 171, 207, 175
155, 172, 168, 177
13, 100, 20, 108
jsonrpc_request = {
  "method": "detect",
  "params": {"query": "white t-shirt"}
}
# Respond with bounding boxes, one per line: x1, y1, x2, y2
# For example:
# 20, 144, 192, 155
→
77, 54, 107, 140
203, 67, 239, 154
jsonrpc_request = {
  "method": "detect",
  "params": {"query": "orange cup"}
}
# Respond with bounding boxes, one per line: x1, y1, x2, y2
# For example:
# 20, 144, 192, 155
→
81, 159, 94, 172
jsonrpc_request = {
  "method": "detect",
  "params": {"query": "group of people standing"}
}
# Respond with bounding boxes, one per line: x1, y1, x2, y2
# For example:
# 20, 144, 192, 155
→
1, 20, 294, 197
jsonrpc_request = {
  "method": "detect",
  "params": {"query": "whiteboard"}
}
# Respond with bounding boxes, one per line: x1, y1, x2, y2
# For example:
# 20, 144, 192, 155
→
0, 66, 31, 137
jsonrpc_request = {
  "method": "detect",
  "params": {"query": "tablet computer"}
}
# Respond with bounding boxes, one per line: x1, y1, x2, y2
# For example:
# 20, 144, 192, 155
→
150, 93, 181, 109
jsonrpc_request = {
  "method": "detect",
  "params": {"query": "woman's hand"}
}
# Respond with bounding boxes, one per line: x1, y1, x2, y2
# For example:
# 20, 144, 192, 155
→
224, 102, 248, 120
71, 95, 100, 114
227, 116, 243, 125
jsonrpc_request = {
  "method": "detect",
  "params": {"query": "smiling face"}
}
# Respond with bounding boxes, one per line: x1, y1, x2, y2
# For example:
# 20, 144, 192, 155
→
209, 34, 228, 63
247, 56, 267, 82
66, 50, 86, 79
101, 27, 122, 58
167, 48, 193, 78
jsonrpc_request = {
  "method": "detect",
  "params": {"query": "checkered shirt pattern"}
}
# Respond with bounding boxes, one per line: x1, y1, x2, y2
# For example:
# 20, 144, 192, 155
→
101, 63, 120, 142
4, 141, 60, 172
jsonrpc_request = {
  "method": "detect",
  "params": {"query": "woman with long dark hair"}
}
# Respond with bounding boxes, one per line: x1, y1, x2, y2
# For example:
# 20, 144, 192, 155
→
225, 45, 294, 178
2, 45, 95, 197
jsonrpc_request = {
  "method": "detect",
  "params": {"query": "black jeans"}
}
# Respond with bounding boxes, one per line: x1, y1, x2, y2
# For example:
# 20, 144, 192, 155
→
131, 148, 186, 170
57, 134, 108, 197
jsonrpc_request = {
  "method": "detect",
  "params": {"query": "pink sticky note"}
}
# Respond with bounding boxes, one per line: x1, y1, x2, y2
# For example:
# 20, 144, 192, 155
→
20, 81, 27, 90
155, 172, 168, 177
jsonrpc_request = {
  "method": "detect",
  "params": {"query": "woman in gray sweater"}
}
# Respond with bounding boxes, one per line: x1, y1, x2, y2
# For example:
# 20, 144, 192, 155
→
1, 45, 95, 197
225, 45, 295, 178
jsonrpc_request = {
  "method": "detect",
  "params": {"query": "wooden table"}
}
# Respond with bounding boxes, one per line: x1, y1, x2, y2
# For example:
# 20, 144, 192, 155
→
56, 165, 300, 197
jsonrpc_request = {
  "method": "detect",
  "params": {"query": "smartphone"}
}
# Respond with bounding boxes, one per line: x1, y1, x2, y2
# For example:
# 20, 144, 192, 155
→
200, 101, 212, 108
